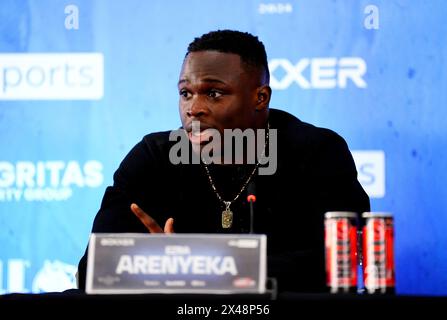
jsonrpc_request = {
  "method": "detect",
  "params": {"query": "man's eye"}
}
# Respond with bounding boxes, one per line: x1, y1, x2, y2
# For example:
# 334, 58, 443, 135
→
208, 90, 222, 98
179, 90, 190, 98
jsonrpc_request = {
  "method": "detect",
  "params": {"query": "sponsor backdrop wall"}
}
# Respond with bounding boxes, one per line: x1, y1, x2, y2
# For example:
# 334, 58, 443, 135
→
0, 0, 446, 295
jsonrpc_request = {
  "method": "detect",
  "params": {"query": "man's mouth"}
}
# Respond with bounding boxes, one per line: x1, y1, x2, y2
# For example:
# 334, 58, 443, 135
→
187, 129, 214, 145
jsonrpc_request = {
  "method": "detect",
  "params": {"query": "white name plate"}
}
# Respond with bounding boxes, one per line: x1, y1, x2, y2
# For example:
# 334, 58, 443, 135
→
86, 233, 267, 294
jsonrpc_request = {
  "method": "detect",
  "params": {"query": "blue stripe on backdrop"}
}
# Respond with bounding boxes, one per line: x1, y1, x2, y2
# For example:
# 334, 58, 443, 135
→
0, 0, 446, 295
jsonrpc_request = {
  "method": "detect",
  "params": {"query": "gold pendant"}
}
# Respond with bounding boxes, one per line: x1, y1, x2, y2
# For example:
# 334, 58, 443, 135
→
222, 208, 233, 229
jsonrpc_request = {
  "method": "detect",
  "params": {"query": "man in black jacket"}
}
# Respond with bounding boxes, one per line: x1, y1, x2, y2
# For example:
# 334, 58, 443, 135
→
77, 30, 370, 292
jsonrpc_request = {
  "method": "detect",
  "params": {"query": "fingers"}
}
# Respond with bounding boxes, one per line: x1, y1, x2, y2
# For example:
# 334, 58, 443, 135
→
130, 203, 163, 233
130, 203, 175, 234
164, 218, 175, 234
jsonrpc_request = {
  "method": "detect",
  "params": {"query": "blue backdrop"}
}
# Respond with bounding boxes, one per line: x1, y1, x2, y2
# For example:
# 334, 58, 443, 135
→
1, 0, 446, 295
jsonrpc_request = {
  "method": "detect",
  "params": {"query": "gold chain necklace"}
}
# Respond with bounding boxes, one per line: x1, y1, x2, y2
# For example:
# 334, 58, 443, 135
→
202, 123, 269, 229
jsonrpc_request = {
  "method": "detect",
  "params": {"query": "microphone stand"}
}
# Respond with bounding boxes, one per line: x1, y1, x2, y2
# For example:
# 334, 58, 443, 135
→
246, 181, 256, 234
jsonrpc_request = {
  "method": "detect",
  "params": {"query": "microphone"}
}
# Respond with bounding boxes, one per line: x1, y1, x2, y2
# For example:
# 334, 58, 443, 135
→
246, 181, 256, 234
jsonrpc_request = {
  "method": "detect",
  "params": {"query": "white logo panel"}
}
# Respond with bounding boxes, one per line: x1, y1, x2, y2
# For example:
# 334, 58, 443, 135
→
269, 57, 367, 90
0, 160, 104, 202
0, 53, 103, 100
352, 150, 385, 199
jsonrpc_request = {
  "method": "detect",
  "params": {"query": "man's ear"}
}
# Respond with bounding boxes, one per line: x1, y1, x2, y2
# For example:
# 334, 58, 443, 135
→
255, 85, 272, 111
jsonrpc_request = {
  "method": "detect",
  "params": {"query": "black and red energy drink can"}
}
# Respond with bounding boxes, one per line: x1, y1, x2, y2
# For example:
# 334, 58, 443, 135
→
324, 211, 358, 293
362, 212, 395, 294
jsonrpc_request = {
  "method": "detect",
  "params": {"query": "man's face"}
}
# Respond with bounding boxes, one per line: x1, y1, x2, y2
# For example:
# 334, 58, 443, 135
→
178, 51, 260, 148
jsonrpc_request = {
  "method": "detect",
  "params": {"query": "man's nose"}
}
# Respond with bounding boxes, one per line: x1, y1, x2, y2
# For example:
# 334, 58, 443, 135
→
186, 98, 207, 118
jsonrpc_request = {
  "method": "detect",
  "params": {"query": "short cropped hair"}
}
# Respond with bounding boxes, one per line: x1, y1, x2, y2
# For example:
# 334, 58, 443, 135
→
186, 30, 270, 83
